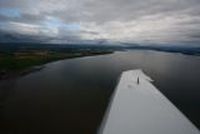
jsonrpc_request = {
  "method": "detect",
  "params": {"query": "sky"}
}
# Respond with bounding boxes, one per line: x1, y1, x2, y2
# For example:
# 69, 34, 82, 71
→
0, 0, 200, 46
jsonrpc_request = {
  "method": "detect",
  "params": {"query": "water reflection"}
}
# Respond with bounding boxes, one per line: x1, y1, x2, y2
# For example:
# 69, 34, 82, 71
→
0, 79, 17, 133
0, 51, 200, 133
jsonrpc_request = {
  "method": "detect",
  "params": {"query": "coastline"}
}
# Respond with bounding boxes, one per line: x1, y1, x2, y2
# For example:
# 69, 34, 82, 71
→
0, 51, 113, 80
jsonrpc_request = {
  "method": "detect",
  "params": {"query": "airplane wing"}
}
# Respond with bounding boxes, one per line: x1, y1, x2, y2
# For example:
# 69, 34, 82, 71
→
98, 69, 199, 134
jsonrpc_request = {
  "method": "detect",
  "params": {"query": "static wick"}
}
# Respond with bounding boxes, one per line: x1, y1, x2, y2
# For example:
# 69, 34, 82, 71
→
137, 77, 139, 85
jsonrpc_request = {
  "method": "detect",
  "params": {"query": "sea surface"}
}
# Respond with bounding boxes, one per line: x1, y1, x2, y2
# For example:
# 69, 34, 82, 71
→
0, 50, 200, 134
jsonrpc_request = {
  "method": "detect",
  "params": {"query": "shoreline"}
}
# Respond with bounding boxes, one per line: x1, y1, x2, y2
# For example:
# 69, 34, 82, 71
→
0, 65, 44, 80
0, 51, 113, 80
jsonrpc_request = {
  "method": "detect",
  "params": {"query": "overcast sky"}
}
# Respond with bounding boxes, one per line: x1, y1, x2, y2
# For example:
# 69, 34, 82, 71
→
0, 0, 200, 45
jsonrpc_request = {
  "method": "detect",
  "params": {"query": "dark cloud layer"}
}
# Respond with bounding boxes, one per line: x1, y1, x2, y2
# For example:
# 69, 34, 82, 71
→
0, 0, 200, 45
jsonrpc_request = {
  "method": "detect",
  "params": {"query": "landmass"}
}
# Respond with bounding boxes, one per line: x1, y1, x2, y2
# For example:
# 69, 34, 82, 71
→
1, 42, 199, 80
0, 47, 113, 80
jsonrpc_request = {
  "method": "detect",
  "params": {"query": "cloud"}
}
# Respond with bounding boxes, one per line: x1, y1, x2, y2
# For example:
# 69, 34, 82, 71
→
0, 0, 200, 45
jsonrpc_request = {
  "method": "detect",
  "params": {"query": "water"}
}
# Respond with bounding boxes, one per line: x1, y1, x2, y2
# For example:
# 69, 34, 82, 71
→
0, 50, 200, 134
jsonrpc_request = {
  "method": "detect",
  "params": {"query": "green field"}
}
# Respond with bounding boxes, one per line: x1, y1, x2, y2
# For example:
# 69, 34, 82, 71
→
0, 51, 113, 79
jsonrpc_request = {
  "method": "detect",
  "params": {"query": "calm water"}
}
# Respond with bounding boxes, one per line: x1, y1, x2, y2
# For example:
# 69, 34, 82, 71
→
0, 50, 200, 134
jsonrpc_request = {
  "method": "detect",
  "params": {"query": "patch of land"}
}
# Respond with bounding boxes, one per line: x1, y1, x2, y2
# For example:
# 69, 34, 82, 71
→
0, 50, 113, 80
